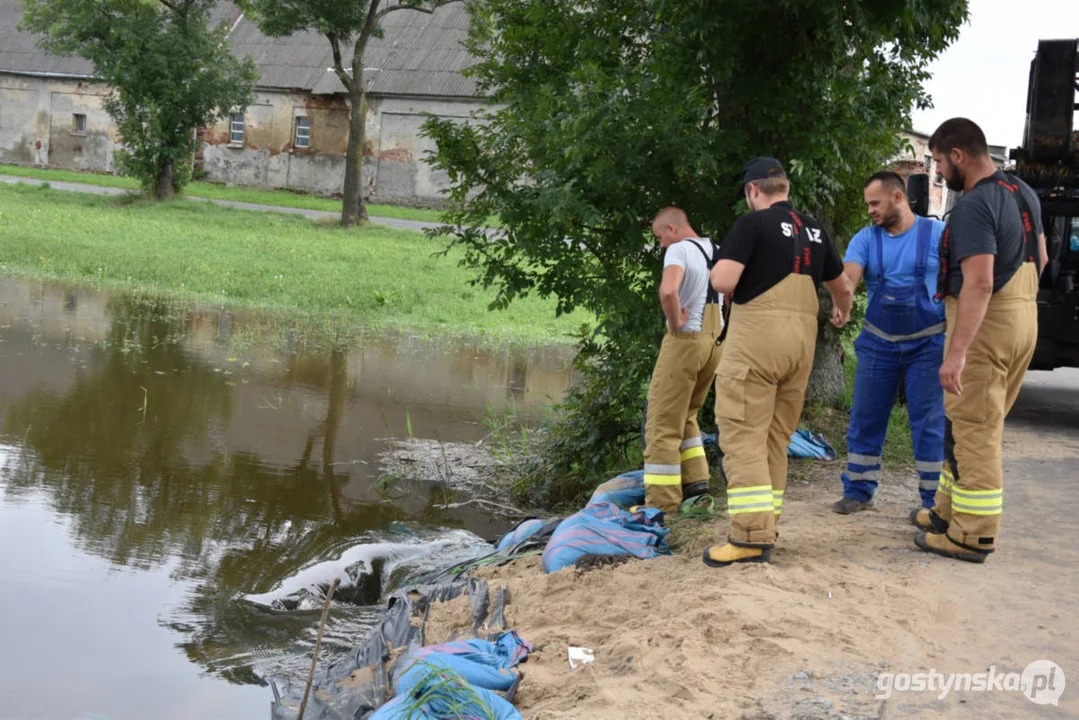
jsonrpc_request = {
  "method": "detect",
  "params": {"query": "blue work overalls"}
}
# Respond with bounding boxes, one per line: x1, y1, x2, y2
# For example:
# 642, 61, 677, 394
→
842, 217, 946, 508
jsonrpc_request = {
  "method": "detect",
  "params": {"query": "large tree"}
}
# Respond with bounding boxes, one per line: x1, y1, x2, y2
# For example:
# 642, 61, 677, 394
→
241, 0, 457, 227
424, 0, 968, 500
22, 0, 257, 199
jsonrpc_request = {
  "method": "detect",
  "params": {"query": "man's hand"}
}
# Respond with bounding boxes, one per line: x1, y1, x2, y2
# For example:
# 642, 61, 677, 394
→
830, 305, 849, 328
940, 351, 966, 395
668, 306, 689, 334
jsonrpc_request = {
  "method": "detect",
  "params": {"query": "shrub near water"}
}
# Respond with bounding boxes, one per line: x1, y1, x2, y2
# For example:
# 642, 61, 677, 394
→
0, 184, 583, 343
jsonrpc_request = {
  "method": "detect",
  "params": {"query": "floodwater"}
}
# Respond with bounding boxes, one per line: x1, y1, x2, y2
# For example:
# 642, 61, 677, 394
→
0, 277, 574, 720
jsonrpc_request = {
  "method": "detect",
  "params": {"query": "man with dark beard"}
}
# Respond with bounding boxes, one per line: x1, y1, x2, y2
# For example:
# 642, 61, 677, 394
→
912, 118, 1048, 564
832, 171, 947, 516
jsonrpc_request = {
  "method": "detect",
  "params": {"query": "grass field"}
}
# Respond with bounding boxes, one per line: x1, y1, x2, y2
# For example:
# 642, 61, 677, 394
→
0, 183, 583, 344
0, 163, 457, 224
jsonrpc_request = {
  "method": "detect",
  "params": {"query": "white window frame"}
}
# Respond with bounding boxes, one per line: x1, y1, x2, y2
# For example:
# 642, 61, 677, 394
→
230, 112, 245, 145
294, 116, 311, 149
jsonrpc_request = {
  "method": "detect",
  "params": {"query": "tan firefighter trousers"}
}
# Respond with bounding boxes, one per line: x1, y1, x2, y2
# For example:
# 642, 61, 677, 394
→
932, 262, 1038, 552
644, 303, 724, 515
714, 274, 819, 547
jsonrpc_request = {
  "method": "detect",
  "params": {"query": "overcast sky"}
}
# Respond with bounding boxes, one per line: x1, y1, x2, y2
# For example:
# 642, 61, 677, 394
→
909, 0, 1079, 150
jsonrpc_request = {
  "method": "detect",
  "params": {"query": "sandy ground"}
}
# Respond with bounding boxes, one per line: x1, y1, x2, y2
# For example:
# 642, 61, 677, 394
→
432, 369, 1079, 719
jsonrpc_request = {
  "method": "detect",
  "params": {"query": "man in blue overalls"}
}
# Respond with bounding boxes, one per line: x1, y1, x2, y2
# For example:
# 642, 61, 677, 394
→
833, 171, 946, 514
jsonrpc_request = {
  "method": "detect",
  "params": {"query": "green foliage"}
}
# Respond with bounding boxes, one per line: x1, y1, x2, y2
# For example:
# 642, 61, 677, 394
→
21, 0, 256, 198
424, 0, 968, 501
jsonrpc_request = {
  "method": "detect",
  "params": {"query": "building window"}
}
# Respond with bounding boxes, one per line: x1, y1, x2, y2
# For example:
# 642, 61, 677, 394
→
923, 154, 932, 171
73, 114, 86, 134
230, 112, 245, 144
294, 117, 311, 149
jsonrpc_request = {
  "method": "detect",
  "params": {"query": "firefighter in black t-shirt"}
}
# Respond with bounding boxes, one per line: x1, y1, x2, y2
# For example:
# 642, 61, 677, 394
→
703, 157, 853, 568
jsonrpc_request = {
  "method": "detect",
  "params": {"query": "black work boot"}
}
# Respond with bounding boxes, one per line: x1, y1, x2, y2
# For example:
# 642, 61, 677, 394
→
832, 497, 874, 514
909, 507, 949, 534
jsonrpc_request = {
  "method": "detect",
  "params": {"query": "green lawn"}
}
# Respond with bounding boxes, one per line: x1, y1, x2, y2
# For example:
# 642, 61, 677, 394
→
0, 163, 457, 224
0, 183, 583, 344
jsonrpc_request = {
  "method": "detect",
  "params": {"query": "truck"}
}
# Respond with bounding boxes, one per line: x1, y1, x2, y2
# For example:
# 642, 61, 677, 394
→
909, 38, 1079, 371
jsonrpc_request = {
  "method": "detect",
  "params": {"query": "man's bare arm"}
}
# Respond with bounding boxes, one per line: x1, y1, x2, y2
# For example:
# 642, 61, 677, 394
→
939, 253, 994, 395
843, 261, 864, 291
660, 265, 686, 332
710, 259, 745, 296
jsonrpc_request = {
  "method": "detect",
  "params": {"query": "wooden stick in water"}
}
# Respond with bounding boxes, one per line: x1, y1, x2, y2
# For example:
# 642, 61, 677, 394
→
297, 578, 340, 720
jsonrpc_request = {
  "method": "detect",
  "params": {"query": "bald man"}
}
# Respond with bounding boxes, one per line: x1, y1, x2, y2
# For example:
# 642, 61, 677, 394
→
642, 207, 725, 516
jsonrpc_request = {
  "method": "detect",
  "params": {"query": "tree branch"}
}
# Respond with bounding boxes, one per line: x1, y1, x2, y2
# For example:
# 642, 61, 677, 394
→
376, 0, 464, 21
358, 0, 384, 55
326, 32, 355, 92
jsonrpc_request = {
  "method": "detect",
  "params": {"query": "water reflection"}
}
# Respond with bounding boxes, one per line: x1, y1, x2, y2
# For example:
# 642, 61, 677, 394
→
0, 278, 573, 720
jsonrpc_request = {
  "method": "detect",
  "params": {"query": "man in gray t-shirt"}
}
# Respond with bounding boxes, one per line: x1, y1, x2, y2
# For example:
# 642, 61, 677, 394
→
640, 207, 725, 516
912, 117, 1047, 566
943, 172, 1043, 297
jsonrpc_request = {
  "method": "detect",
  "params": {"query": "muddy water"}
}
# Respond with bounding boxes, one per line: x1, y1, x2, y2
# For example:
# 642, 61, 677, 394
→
0, 277, 574, 720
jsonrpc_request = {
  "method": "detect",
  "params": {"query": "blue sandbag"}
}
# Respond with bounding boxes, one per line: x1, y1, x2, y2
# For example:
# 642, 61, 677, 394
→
588, 470, 645, 508
495, 518, 545, 552
788, 428, 837, 460
542, 502, 670, 574
396, 632, 532, 694
368, 668, 522, 720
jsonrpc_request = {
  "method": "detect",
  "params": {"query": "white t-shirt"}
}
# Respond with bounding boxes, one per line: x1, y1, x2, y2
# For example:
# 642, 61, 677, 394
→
663, 236, 723, 333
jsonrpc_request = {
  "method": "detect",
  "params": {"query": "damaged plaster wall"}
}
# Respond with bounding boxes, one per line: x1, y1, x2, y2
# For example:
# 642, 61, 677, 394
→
0, 74, 118, 170
200, 90, 486, 206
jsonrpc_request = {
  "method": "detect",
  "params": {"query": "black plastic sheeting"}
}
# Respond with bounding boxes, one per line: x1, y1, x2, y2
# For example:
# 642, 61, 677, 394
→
269, 577, 511, 720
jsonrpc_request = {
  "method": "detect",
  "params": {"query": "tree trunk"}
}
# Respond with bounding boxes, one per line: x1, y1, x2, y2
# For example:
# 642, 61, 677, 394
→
341, 87, 368, 227
806, 287, 848, 406
155, 159, 175, 200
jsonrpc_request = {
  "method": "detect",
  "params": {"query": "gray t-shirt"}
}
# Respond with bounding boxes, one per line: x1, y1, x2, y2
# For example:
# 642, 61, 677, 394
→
945, 171, 1043, 296
663, 236, 723, 333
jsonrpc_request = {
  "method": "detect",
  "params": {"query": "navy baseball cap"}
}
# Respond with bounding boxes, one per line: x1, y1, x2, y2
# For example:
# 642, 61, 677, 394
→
741, 157, 787, 184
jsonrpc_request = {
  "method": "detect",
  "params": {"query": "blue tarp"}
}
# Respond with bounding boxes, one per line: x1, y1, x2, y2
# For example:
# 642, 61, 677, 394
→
787, 429, 837, 460
542, 502, 670, 574
702, 430, 834, 459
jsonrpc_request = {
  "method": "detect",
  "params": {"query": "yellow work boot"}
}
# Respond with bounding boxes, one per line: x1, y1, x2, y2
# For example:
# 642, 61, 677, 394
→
702, 543, 772, 568
909, 508, 949, 534
913, 531, 988, 564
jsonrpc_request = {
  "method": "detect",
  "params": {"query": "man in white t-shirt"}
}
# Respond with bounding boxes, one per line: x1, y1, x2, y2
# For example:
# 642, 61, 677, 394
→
642, 207, 725, 516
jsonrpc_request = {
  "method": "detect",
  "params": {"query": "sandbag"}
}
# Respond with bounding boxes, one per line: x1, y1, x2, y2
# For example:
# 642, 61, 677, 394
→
542, 502, 670, 574
368, 669, 522, 720
395, 632, 532, 695
588, 470, 645, 508
495, 518, 546, 552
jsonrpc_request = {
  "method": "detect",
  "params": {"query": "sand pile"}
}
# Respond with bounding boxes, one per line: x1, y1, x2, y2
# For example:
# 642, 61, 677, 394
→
417, 448, 1077, 718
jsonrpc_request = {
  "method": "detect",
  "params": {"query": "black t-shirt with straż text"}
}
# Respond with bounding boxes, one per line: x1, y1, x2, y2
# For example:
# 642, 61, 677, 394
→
718, 201, 844, 304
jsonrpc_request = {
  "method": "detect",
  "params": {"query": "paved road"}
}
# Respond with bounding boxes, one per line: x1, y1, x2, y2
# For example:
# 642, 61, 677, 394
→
0, 174, 451, 235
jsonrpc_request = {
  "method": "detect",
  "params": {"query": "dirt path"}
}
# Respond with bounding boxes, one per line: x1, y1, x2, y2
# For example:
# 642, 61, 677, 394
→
0, 174, 445, 234
469, 369, 1079, 719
